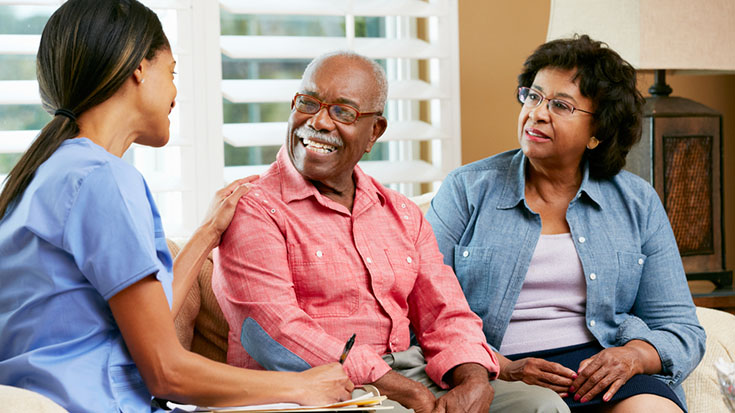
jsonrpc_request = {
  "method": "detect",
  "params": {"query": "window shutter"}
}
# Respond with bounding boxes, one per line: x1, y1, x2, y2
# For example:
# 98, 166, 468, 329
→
0, 0, 462, 236
218, 0, 462, 195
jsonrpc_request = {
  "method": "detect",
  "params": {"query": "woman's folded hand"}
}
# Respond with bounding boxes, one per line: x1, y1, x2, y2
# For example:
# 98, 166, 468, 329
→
570, 342, 653, 403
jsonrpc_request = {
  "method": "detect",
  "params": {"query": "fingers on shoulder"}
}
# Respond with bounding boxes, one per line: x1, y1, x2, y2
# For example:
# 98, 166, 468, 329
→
219, 175, 259, 196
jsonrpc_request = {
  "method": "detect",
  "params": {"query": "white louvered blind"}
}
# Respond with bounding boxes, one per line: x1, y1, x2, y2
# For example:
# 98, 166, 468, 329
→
217, 0, 462, 196
0, 0, 221, 238
0, 0, 462, 237
0, 2, 54, 190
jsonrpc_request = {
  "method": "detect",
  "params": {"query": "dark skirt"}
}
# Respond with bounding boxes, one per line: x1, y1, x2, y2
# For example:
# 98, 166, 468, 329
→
507, 342, 685, 412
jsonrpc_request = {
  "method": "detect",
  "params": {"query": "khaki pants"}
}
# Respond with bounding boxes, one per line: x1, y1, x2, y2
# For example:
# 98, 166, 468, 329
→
354, 346, 570, 413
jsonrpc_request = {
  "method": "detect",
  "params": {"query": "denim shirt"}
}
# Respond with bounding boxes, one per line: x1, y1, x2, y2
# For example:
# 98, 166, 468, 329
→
426, 149, 705, 402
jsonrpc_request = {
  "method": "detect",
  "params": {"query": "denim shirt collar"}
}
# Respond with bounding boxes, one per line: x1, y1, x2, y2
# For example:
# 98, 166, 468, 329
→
496, 150, 604, 211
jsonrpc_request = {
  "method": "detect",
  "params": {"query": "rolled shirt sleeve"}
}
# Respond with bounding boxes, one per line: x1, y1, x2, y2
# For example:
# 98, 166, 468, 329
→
614, 190, 705, 386
408, 213, 498, 387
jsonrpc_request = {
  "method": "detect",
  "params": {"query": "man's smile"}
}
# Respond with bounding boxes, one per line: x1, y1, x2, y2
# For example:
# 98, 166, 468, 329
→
302, 138, 337, 154
294, 125, 343, 155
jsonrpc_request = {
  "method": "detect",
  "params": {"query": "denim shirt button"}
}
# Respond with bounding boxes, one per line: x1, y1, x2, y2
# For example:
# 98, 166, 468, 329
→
589, 320, 596, 327
578, 236, 586, 243
589, 273, 597, 280
462, 250, 469, 257
638, 258, 644, 265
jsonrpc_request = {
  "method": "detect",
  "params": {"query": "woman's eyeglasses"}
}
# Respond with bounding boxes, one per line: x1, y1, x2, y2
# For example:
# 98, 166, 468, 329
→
291, 94, 382, 124
518, 87, 595, 117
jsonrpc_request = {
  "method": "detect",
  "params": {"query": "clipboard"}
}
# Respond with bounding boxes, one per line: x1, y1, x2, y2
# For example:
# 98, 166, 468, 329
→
168, 385, 393, 413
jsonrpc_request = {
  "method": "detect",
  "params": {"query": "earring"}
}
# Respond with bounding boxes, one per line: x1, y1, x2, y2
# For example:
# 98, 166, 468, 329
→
140, 78, 145, 84
587, 136, 599, 150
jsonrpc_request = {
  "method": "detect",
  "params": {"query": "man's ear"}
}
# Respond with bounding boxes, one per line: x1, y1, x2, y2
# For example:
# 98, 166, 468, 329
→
364, 116, 387, 153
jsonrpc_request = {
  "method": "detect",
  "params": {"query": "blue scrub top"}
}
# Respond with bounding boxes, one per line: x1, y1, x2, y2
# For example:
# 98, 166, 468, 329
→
0, 138, 173, 412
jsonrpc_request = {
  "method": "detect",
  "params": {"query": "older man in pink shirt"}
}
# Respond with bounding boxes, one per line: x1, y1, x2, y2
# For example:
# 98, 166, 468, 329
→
213, 51, 566, 413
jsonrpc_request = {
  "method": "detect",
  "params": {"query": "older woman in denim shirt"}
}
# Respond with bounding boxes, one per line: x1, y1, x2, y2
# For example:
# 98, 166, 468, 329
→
427, 35, 704, 412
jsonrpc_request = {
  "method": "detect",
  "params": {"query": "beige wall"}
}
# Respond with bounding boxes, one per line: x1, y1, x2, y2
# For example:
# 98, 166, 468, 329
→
458, 1, 735, 273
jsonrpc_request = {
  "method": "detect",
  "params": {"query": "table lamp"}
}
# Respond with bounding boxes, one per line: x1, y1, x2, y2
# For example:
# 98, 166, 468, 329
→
546, 0, 735, 285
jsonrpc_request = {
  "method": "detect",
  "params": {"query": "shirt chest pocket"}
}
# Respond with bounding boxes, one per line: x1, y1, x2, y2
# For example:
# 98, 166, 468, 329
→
615, 251, 646, 311
453, 245, 494, 315
288, 243, 358, 318
383, 248, 419, 298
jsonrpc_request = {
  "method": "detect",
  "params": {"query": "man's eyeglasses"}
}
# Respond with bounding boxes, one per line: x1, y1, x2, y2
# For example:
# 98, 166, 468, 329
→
291, 94, 382, 125
518, 87, 595, 117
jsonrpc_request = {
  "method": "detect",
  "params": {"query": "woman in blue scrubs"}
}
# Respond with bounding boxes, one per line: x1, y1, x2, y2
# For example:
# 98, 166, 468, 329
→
0, 1, 353, 412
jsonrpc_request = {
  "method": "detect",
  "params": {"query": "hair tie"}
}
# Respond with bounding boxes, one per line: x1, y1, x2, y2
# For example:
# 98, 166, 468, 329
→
54, 108, 77, 121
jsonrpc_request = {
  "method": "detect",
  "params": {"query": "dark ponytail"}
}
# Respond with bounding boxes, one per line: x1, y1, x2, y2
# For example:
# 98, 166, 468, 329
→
0, 0, 169, 217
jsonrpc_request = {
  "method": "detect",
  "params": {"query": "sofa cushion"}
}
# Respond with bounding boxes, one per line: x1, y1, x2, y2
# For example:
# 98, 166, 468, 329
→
0, 385, 68, 413
682, 307, 735, 413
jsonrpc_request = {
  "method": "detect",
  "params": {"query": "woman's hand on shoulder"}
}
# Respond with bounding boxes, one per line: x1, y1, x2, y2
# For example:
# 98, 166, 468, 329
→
292, 363, 354, 406
202, 175, 258, 246
501, 357, 577, 396
570, 340, 659, 403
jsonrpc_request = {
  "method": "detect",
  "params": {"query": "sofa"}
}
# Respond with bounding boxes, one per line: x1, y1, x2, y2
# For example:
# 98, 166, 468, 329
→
4, 196, 734, 412
170, 192, 735, 413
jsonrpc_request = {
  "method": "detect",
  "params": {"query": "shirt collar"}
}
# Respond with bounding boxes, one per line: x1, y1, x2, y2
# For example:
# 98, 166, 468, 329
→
276, 146, 385, 209
497, 150, 604, 210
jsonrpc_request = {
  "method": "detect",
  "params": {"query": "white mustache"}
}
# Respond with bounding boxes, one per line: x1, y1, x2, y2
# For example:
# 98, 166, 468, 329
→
294, 126, 343, 147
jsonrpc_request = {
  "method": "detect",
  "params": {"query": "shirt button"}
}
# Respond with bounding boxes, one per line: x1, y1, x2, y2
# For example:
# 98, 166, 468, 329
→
463, 250, 469, 257
406, 256, 412, 264
366, 257, 372, 264
638, 258, 644, 265
316, 250, 323, 257
269, 208, 276, 213
578, 236, 586, 243
590, 320, 596, 327
589, 273, 597, 280
403, 215, 409, 219
401, 203, 406, 208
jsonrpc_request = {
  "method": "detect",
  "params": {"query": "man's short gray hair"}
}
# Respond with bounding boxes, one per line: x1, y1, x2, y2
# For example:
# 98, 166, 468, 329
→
302, 50, 388, 113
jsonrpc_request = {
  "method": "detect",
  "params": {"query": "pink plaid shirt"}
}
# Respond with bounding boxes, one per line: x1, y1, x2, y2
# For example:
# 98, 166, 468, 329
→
213, 148, 498, 387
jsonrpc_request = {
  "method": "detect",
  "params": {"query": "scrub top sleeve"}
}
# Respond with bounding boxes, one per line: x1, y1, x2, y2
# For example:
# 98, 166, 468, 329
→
63, 163, 161, 300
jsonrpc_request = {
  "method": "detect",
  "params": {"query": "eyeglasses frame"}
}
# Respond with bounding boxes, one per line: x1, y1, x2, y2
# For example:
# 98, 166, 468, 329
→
291, 93, 382, 125
517, 87, 595, 116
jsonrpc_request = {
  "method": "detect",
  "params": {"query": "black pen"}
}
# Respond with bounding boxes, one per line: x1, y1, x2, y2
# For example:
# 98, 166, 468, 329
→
339, 333, 356, 364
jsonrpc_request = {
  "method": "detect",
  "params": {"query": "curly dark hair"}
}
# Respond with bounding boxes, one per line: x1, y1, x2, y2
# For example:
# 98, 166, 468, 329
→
517, 34, 644, 179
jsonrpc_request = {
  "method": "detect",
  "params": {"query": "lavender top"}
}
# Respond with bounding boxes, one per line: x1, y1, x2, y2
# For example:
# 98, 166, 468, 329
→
499, 233, 595, 355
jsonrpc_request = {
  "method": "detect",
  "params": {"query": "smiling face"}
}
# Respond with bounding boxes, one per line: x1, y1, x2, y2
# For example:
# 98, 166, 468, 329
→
287, 56, 387, 192
135, 48, 177, 147
517, 67, 597, 170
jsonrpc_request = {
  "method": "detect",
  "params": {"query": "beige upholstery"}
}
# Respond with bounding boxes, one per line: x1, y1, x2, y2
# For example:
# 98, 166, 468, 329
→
0, 385, 68, 412
682, 307, 735, 413
169, 239, 228, 362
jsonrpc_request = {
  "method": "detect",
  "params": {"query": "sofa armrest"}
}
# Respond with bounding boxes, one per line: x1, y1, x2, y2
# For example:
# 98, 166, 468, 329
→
168, 239, 229, 362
